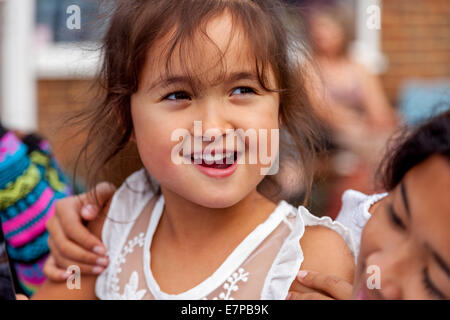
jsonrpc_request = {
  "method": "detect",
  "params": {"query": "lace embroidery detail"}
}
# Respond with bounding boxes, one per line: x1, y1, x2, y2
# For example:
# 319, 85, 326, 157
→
111, 271, 147, 300
208, 268, 250, 300
109, 233, 146, 296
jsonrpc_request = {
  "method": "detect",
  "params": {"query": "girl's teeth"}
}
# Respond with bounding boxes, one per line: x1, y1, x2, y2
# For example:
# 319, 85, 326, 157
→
203, 153, 223, 162
191, 152, 235, 164
225, 153, 235, 164
202, 154, 212, 162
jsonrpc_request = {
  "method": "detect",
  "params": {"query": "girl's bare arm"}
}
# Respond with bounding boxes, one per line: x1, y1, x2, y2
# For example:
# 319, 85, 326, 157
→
289, 225, 355, 297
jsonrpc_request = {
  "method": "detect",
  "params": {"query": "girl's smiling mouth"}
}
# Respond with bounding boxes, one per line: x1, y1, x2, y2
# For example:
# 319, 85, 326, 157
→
187, 149, 242, 179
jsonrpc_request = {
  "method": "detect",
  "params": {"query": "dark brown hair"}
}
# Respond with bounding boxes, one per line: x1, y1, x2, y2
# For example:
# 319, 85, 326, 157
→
71, 0, 324, 204
377, 110, 450, 191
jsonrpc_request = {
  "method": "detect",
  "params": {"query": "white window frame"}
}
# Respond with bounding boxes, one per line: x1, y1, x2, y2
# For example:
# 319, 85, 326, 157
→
1, 0, 37, 132
35, 42, 101, 79
0, 0, 102, 132
350, 0, 388, 74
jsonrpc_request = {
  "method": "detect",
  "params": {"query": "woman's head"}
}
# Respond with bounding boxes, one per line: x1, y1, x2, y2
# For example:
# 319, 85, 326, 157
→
77, 0, 323, 207
306, 5, 353, 58
354, 111, 450, 299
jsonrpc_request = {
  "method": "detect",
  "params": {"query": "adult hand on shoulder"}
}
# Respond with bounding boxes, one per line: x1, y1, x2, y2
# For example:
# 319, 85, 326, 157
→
45, 182, 116, 280
286, 270, 353, 300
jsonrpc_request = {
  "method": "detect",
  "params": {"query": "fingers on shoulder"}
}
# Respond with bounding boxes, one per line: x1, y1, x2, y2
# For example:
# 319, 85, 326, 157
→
85, 182, 116, 207
288, 291, 333, 300
86, 198, 112, 238
301, 270, 352, 294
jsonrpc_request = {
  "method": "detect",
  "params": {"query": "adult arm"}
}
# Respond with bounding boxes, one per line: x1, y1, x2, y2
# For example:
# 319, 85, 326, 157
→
32, 205, 109, 300
44, 183, 116, 280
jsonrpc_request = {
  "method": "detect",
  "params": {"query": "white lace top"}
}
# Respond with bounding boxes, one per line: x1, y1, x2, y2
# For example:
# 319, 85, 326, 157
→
95, 169, 357, 300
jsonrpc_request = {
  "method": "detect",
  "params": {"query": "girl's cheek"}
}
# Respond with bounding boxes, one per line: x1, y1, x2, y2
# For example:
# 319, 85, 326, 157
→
138, 142, 186, 189
132, 122, 180, 174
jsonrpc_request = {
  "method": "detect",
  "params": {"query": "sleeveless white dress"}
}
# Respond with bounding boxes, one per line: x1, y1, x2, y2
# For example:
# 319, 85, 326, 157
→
95, 169, 357, 300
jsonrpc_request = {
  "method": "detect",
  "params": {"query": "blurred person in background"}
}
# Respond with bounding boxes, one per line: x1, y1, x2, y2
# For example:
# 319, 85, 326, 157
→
305, 3, 398, 218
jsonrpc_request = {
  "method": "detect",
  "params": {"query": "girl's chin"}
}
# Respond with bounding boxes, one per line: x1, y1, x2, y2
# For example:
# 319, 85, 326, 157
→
190, 191, 245, 209
162, 165, 261, 208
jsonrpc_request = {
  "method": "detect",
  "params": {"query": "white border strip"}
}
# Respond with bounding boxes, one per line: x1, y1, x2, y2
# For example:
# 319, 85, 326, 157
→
1, 0, 37, 131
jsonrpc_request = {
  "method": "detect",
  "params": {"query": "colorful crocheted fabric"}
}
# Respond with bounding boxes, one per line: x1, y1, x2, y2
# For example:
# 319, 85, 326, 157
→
0, 126, 72, 296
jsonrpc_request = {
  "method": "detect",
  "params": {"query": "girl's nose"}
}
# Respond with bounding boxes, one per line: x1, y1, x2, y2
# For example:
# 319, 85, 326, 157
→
191, 98, 234, 138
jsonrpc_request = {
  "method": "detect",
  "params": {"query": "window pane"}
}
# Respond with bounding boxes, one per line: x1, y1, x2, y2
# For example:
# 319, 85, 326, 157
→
35, 0, 111, 43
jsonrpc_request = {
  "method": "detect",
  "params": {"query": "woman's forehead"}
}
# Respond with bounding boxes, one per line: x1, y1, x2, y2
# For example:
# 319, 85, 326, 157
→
403, 156, 450, 253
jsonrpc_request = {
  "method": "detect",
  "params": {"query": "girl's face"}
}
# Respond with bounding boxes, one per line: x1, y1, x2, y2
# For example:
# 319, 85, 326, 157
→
130, 12, 280, 208
353, 156, 450, 299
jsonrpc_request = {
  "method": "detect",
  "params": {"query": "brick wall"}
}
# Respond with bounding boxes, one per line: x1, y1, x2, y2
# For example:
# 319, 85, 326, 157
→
381, 0, 450, 104
37, 79, 91, 173
37, 80, 142, 189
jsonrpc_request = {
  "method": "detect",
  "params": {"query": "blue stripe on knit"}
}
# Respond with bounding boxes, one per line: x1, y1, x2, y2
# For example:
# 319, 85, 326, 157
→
6, 231, 49, 262
0, 142, 27, 170
0, 149, 30, 189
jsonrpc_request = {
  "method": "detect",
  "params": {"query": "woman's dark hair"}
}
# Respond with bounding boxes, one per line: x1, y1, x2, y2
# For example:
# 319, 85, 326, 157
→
378, 110, 450, 191
70, 0, 325, 204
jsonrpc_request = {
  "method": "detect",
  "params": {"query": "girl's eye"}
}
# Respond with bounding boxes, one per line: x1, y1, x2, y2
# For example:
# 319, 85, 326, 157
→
422, 267, 445, 299
231, 87, 256, 96
388, 204, 406, 230
163, 91, 191, 101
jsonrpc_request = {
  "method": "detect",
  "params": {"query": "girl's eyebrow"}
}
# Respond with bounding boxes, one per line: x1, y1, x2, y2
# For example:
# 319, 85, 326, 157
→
147, 75, 192, 92
147, 71, 259, 92
224, 71, 260, 83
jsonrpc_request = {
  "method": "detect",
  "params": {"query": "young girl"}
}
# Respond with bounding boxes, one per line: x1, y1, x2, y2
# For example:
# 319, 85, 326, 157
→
287, 111, 450, 300
32, 0, 356, 300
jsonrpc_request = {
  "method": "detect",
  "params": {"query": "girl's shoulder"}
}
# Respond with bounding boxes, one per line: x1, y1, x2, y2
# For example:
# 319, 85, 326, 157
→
265, 201, 358, 260
97, 168, 157, 254
107, 168, 157, 216
296, 205, 358, 281
259, 202, 356, 297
